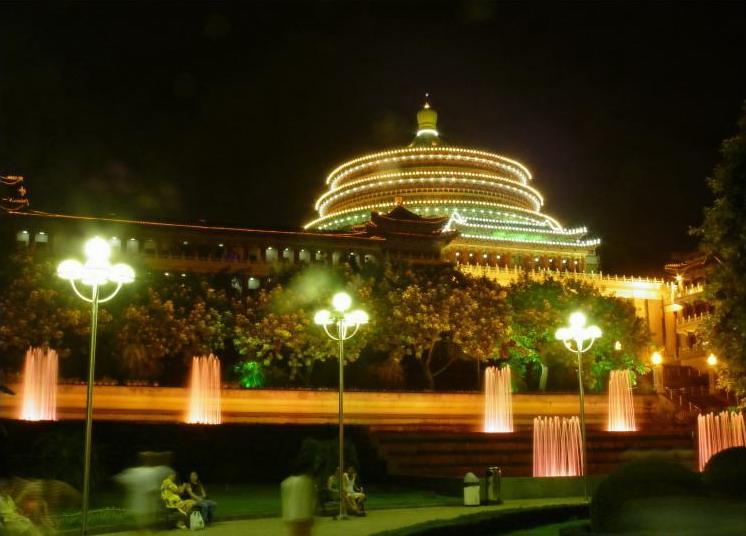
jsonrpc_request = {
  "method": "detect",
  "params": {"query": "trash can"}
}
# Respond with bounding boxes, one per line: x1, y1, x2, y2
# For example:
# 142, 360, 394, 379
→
463, 472, 480, 506
486, 467, 502, 504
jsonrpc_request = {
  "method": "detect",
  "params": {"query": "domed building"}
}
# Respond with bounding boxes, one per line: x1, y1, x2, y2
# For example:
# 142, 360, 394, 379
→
305, 100, 600, 272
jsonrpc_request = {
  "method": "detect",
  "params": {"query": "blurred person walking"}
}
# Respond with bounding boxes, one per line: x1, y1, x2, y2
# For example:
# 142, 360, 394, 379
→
281, 456, 316, 536
115, 452, 172, 532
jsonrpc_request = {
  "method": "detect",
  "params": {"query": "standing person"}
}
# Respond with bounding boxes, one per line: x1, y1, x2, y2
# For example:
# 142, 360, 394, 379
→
115, 451, 172, 533
281, 456, 316, 536
183, 471, 217, 525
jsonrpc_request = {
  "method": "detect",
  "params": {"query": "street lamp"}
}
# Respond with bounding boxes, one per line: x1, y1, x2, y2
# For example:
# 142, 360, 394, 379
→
707, 353, 718, 394
57, 237, 134, 535
314, 292, 368, 519
555, 311, 602, 500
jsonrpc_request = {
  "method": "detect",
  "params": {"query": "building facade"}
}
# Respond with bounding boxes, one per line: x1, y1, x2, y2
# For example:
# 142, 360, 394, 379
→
1, 104, 703, 374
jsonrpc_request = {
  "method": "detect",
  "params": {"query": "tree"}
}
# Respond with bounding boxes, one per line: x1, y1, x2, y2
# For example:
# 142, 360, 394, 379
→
693, 102, 746, 404
371, 264, 510, 390
507, 276, 651, 391
113, 275, 232, 381
233, 276, 371, 387
0, 253, 108, 373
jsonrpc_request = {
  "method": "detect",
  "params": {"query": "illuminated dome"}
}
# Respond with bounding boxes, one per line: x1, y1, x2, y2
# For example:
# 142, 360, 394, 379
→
306, 100, 600, 270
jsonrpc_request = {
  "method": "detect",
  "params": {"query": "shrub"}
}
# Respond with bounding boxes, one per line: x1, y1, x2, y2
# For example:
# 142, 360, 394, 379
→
591, 459, 706, 533
702, 446, 746, 500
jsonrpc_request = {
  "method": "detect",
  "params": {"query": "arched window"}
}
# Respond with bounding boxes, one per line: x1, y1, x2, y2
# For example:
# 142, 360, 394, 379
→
265, 247, 278, 263
16, 230, 29, 246
126, 238, 139, 255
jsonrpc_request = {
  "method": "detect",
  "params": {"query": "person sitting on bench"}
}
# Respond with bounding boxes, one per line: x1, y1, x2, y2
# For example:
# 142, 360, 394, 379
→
161, 472, 196, 529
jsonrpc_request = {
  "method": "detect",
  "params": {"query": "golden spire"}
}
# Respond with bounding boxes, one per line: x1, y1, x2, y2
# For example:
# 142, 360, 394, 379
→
423, 92, 431, 109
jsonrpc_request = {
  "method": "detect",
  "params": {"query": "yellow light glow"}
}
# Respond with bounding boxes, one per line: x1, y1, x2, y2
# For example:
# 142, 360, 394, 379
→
314, 310, 332, 325
84, 237, 111, 261
332, 292, 352, 312
651, 352, 662, 365
110, 263, 135, 284
614, 341, 622, 351
569, 312, 586, 329
707, 354, 717, 366
57, 259, 83, 280
347, 309, 369, 325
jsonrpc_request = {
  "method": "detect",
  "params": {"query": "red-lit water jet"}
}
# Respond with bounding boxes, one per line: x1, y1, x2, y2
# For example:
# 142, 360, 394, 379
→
20, 347, 58, 421
483, 366, 513, 432
698, 411, 746, 470
608, 370, 636, 431
186, 354, 221, 424
533, 416, 582, 477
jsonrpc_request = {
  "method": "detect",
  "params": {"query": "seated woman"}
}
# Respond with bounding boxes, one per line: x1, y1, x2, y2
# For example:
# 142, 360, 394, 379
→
160, 472, 196, 529
343, 467, 366, 516
183, 472, 216, 525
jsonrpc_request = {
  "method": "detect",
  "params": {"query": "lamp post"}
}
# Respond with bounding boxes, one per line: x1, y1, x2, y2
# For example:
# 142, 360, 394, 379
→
707, 353, 717, 394
555, 311, 602, 500
314, 292, 368, 520
57, 237, 134, 535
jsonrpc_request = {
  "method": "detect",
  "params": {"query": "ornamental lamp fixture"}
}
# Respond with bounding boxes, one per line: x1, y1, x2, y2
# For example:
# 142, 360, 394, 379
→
555, 311, 602, 502
57, 237, 134, 536
313, 291, 368, 519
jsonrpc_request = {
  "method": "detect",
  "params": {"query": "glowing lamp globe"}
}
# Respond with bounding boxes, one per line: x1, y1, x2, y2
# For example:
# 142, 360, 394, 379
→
651, 352, 663, 366
707, 354, 717, 366
84, 237, 111, 261
569, 312, 586, 329
555, 327, 571, 341
110, 263, 136, 284
57, 259, 84, 280
314, 310, 332, 325
332, 292, 352, 312
346, 309, 369, 325
586, 325, 602, 339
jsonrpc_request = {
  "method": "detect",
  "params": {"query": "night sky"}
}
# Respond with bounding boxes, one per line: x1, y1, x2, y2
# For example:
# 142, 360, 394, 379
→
2, 1, 746, 276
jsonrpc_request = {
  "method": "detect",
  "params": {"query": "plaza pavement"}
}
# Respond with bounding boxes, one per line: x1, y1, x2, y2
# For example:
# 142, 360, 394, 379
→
110, 498, 585, 536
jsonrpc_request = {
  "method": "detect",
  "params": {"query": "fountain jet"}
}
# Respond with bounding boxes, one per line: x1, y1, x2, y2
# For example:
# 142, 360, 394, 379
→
608, 370, 636, 431
20, 347, 58, 421
698, 411, 746, 470
533, 416, 582, 477
186, 354, 222, 424
483, 365, 513, 432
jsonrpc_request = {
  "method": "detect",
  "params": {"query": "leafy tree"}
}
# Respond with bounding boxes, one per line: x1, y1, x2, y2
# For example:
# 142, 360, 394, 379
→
693, 102, 746, 404
0, 253, 110, 373
507, 276, 650, 391
370, 264, 510, 390
233, 270, 372, 386
113, 275, 232, 381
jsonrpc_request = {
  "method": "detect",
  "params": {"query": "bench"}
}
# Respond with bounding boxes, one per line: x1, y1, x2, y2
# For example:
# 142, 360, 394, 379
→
316, 486, 340, 517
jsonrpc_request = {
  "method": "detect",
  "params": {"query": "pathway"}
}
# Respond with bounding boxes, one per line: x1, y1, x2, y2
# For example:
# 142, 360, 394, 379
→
110, 498, 585, 536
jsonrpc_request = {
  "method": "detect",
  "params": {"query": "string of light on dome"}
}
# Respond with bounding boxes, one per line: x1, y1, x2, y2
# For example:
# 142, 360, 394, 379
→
326, 150, 532, 187
326, 169, 544, 202
306, 197, 563, 230
316, 172, 544, 213
456, 219, 589, 236
461, 232, 601, 248
317, 184, 541, 216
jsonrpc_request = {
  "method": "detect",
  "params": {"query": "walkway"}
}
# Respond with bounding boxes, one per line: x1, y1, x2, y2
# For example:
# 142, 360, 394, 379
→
111, 498, 585, 536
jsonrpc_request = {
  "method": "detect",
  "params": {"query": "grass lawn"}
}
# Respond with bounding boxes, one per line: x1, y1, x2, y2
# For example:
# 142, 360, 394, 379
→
56, 484, 461, 530
498, 520, 588, 536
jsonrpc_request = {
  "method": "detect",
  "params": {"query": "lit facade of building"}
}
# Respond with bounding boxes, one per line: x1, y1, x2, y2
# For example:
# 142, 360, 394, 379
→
307, 101, 600, 272
0, 105, 710, 375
